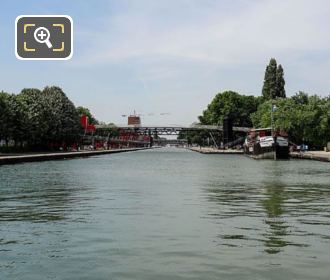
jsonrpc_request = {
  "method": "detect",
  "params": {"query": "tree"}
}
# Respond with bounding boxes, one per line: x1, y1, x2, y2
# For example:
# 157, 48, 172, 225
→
0, 91, 12, 144
292, 91, 308, 105
17, 88, 48, 146
198, 91, 262, 127
262, 58, 277, 100
42, 86, 82, 145
262, 58, 286, 99
9, 93, 30, 147
276, 64, 286, 98
251, 93, 330, 148
0, 85, 101, 151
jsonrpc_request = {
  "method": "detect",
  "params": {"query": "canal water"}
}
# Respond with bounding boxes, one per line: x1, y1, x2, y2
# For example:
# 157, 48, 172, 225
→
1, 148, 330, 279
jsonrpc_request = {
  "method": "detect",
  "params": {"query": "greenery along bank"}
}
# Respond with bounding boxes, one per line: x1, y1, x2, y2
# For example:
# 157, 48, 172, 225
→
184, 58, 330, 149
0, 86, 98, 152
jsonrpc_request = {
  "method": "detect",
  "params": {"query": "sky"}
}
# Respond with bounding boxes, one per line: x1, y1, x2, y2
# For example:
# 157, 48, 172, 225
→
1, 0, 330, 126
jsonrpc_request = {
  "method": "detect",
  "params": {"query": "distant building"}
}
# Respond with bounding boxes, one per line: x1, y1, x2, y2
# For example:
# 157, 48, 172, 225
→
128, 115, 141, 127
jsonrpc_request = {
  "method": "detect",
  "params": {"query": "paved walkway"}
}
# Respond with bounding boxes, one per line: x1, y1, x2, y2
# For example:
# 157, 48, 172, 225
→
0, 148, 149, 165
290, 151, 330, 162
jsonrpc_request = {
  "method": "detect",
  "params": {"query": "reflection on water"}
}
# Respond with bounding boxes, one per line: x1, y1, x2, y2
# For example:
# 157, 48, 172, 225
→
0, 164, 91, 222
1, 148, 330, 280
202, 157, 330, 258
261, 183, 311, 254
262, 183, 288, 254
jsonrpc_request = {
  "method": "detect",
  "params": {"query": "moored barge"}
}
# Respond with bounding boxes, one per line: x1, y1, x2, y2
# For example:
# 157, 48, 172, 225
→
243, 128, 289, 160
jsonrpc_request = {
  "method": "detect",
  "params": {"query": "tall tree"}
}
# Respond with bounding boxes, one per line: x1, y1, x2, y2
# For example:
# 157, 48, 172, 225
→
276, 64, 286, 98
262, 58, 286, 99
262, 58, 277, 100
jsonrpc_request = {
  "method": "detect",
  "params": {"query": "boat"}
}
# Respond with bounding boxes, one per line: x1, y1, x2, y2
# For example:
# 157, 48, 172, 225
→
243, 128, 289, 160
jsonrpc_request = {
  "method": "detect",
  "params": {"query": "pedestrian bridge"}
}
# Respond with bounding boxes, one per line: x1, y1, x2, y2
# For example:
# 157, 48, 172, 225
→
95, 124, 250, 135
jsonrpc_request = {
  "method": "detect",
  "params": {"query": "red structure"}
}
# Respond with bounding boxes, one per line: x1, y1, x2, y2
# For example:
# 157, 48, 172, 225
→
80, 115, 96, 133
80, 115, 150, 150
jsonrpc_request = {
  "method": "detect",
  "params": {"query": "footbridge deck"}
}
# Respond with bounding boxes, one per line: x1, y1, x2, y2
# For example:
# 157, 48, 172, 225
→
95, 125, 250, 135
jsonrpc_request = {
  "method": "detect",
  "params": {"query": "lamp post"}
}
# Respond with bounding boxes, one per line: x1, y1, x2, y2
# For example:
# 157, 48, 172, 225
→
271, 102, 274, 137
271, 102, 277, 160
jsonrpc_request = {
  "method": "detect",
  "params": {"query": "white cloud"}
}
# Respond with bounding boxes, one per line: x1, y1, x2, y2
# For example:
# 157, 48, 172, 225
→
67, 0, 330, 125
75, 0, 330, 66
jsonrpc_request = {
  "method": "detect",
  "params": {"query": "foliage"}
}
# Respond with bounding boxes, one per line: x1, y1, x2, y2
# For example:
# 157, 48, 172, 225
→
276, 64, 286, 98
178, 130, 216, 146
251, 92, 330, 148
0, 91, 11, 142
262, 58, 286, 99
16, 88, 46, 145
0, 86, 84, 151
42, 86, 82, 144
179, 91, 261, 146
198, 90, 262, 127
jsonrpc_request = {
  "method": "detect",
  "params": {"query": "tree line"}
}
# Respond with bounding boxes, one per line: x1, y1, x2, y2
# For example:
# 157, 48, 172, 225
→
0, 86, 97, 151
186, 58, 330, 149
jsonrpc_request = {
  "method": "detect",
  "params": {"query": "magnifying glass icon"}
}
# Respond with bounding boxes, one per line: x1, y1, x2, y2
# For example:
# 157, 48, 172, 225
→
34, 27, 53, 48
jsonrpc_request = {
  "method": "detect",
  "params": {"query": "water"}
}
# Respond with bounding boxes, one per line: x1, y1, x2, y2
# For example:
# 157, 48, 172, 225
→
1, 148, 330, 280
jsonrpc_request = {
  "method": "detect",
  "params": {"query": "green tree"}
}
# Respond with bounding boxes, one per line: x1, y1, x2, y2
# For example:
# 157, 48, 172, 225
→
262, 58, 277, 100
0, 91, 15, 145
198, 91, 262, 127
276, 64, 286, 98
292, 91, 308, 104
9, 93, 30, 147
0, 92, 9, 141
251, 93, 330, 148
1, 86, 102, 151
262, 58, 286, 99
42, 86, 82, 145
17, 88, 48, 146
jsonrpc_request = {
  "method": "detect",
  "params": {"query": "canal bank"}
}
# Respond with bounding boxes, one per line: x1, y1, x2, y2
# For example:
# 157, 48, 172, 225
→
189, 147, 243, 154
290, 151, 330, 162
0, 147, 151, 165
189, 146, 330, 163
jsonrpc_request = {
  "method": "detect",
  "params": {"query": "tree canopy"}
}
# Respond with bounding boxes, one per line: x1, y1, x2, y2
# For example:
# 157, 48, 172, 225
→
262, 58, 286, 99
0, 86, 92, 150
251, 92, 330, 148
198, 91, 262, 127
185, 58, 328, 148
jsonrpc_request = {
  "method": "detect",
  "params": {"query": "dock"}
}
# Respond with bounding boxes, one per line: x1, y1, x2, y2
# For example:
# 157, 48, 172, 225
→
189, 147, 243, 154
290, 151, 330, 162
0, 148, 150, 165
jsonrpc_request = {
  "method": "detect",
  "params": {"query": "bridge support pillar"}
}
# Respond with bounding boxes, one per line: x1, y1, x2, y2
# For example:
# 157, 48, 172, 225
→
148, 129, 153, 147
223, 117, 233, 145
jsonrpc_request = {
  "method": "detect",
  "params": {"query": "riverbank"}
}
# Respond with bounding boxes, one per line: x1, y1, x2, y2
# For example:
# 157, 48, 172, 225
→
189, 147, 243, 154
189, 147, 330, 162
290, 151, 330, 162
0, 147, 151, 165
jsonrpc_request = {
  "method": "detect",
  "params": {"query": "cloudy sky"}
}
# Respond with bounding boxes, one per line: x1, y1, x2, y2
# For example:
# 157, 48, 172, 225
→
1, 0, 330, 125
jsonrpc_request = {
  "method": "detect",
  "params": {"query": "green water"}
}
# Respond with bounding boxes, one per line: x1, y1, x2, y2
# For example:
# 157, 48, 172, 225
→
1, 148, 330, 279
